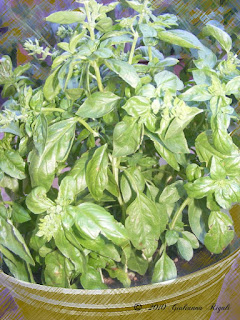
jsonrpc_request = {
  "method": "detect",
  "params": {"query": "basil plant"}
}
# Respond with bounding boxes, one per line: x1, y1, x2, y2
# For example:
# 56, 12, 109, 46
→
0, 0, 239, 289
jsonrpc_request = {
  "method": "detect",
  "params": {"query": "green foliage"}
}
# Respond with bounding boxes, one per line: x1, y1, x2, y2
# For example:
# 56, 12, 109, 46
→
0, 0, 239, 289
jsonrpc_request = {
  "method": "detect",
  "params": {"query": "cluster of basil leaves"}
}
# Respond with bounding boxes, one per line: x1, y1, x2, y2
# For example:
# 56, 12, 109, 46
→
0, 0, 239, 289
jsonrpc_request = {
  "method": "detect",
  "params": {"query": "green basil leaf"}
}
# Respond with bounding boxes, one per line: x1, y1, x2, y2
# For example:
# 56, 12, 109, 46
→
29, 118, 77, 191
104, 59, 140, 88
214, 180, 240, 209
177, 238, 193, 261
86, 144, 108, 201
80, 266, 107, 289
195, 131, 226, 166
113, 117, 142, 157
106, 168, 119, 198
165, 230, 179, 246
0, 204, 8, 219
154, 70, 184, 92
54, 228, 85, 275
188, 198, 209, 244
66, 151, 89, 195
57, 176, 76, 206
44, 250, 70, 287
68, 203, 129, 246
26, 186, 55, 214
0, 216, 34, 265
126, 248, 148, 276
125, 0, 144, 12
159, 180, 186, 204
181, 231, 199, 249
139, 24, 157, 38
210, 156, 226, 180
43, 66, 61, 101
73, 232, 121, 262
202, 23, 232, 52
122, 96, 151, 118
146, 130, 180, 171
11, 203, 31, 223
45, 11, 86, 24
106, 267, 131, 288
0, 150, 26, 180
33, 114, 48, 155
225, 76, 240, 96
204, 211, 234, 254
157, 29, 202, 49
76, 91, 120, 118
184, 177, 215, 199
152, 252, 177, 283
180, 84, 212, 101
125, 193, 160, 258
0, 244, 32, 282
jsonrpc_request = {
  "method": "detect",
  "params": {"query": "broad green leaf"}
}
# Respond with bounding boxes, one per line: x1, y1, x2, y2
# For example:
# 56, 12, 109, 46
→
125, 193, 160, 258
177, 238, 193, 261
195, 131, 226, 166
113, 117, 142, 157
45, 11, 86, 24
68, 203, 129, 247
29, 118, 77, 191
11, 203, 31, 223
43, 66, 61, 101
26, 186, 55, 214
0, 216, 34, 265
139, 24, 157, 38
44, 251, 70, 287
54, 228, 85, 275
225, 76, 240, 96
162, 131, 189, 154
136, 84, 156, 98
152, 252, 177, 283
154, 71, 184, 92
184, 177, 215, 199
212, 128, 237, 156
159, 180, 185, 204
0, 244, 32, 282
106, 168, 119, 198
94, 48, 113, 59
223, 155, 240, 177
181, 231, 199, 249
210, 156, 226, 180
67, 151, 90, 195
0, 55, 12, 83
127, 248, 148, 275
0, 205, 8, 219
58, 176, 76, 205
165, 230, 179, 246
120, 167, 145, 203
180, 85, 212, 101
202, 23, 232, 52
122, 96, 151, 118
126, 0, 144, 12
146, 130, 180, 171
73, 232, 121, 262
96, 17, 113, 33
33, 114, 48, 155
157, 29, 202, 49
214, 179, 240, 209
13, 63, 31, 77
76, 91, 120, 118
86, 144, 108, 201
106, 268, 131, 288
104, 59, 140, 88
80, 266, 107, 290
188, 199, 209, 244
0, 150, 26, 180
204, 211, 234, 254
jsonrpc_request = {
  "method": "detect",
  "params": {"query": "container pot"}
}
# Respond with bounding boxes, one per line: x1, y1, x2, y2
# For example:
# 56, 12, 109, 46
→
0, 206, 239, 320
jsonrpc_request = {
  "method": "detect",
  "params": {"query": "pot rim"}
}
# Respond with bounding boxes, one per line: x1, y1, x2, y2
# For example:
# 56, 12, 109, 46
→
1, 238, 239, 295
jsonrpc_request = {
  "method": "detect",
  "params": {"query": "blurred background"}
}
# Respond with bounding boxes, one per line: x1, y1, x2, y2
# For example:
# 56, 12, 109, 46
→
0, 0, 239, 78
